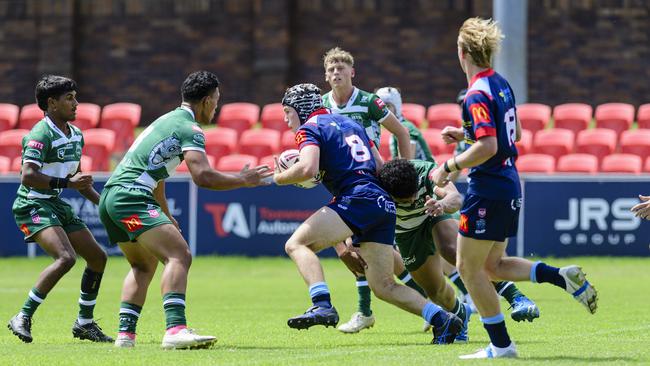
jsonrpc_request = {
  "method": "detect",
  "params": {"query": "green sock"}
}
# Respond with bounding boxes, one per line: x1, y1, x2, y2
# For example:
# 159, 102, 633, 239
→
493, 281, 525, 305
451, 297, 467, 322
78, 268, 103, 321
20, 287, 46, 318
163, 292, 187, 329
118, 302, 142, 334
448, 271, 468, 296
398, 270, 426, 297
356, 276, 372, 316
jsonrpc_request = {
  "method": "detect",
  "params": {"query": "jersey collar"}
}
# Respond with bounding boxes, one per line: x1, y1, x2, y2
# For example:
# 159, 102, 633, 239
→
180, 104, 196, 121
328, 87, 359, 111
469, 68, 495, 88
45, 115, 74, 140
306, 108, 330, 120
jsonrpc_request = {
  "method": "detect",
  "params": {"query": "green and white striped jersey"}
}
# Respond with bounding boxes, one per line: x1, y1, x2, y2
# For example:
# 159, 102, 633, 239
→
17, 117, 84, 200
395, 159, 446, 233
390, 120, 435, 162
105, 106, 206, 193
322, 87, 391, 146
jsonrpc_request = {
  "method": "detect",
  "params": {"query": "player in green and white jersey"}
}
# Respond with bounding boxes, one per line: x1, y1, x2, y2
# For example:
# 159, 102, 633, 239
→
100, 71, 272, 350
321, 47, 423, 333
8, 75, 112, 344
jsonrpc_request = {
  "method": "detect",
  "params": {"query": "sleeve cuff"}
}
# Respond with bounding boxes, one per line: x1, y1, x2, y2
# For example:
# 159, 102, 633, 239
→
475, 127, 497, 139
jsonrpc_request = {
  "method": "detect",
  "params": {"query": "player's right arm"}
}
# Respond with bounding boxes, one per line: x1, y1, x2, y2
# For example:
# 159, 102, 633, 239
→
273, 145, 321, 185
184, 150, 271, 190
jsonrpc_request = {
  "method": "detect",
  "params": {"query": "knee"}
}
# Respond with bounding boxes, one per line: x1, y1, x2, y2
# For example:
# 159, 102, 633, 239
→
57, 253, 77, 272
457, 259, 478, 281
174, 247, 192, 268
369, 278, 398, 301
284, 239, 305, 257
439, 245, 456, 266
92, 248, 108, 268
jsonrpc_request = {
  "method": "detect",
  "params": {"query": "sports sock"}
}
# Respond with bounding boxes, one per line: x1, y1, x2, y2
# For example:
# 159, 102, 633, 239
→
481, 313, 512, 348
421, 302, 446, 328
448, 270, 468, 295
118, 302, 142, 334
355, 276, 372, 316
493, 281, 525, 305
20, 287, 46, 318
530, 261, 566, 289
398, 270, 426, 297
78, 268, 103, 323
163, 292, 187, 329
309, 282, 332, 308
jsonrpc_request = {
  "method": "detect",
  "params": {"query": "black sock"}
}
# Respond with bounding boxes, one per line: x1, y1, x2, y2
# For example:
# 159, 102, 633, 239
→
535, 262, 566, 289
483, 316, 511, 348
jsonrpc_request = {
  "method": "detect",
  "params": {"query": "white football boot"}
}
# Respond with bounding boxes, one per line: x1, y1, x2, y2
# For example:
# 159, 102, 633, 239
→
161, 328, 217, 350
460, 342, 518, 359
114, 332, 136, 348
559, 265, 598, 314
337, 312, 375, 333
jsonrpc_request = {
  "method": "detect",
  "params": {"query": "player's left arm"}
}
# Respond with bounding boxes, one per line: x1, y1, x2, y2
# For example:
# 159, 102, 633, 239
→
153, 180, 180, 231
274, 145, 321, 185
370, 144, 384, 172
382, 113, 414, 159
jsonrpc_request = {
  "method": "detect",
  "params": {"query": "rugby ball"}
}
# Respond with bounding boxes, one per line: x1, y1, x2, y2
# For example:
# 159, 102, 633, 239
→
278, 149, 322, 189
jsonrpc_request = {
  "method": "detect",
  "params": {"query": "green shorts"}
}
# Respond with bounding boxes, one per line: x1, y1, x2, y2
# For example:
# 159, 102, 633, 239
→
395, 214, 451, 271
99, 185, 172, 244
13, 196, 87, 240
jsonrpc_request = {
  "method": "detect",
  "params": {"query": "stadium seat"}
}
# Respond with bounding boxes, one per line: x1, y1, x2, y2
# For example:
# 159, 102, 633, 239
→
516, 129, 533, 155
10, 156, 22, 172
517, 103, 551, 136
203, 127, 238, 164
71, 103, 101, 130
516, 154, 555, 173
0, 103, 19, 133
216, 154, 258, 172
99, 102, 141, 152
595, 102, 634, 137
0, 155, 9, 173
426, 103, 462, 129
260, 103, 288, 132
281, 130, 297, 151
552, 103, 592, 135
601, 153, 642, 174
421, 128, 453, 155
216, 103, 260, 137
82, 128, 116, 171
176, 155, 215, 173
434, 153, 454, 166
239, 129, 281, 159
644, 156, 650, 173
19, 104, 44, 130
533, 128, 575, 160
575, 128, 617, 160
402, 103, 426, 127
259, 154, 276, 170
0, 129, 29, 161
379, 131, 392, 160
620, 129, 650, 160
556, 153, 598, 174
79, 155, 93, 172
637, 103, 650, 129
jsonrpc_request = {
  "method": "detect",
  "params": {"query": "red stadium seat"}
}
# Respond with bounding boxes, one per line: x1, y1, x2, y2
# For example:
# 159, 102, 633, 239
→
620, 129, 650, 160
100, 102, 141, 152
71, 103, 101, 130
601, 153, 642, 174
644, 156, 650, 173
402, 103, 426, 127
533, 128, 575, 160
552, 103, 592, 135
379, 131, 392, 160
575, 129, 617, 160
239, 129, 281, 159
0, 129, 29, 161
516, 154, 555, 173
516, 129, 533, 155
637, 104, 650, 129
517, 103, 551, 136
427, 103, 462, 129
421, 128, 453, 155
19, 104, 44, 130
0, 103, 19, 133
176, 155, 215, 173
260, 103, 288, 132
11, 156, 22, 172
434, 153, 454, 166
216, 154, 258, 172
216, 103, 260, 137
281, 130, 297, 151
595, 103, 634, 137
203, 127, 238, 164
82, 128, 116, 171
79, 155, 93, 172
556, 154, 598, 174
259, 155, 276, 170
0, 155, 10, 173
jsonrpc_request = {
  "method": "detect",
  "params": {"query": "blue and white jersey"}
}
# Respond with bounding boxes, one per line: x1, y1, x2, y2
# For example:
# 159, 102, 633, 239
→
295, 109, 385, 197
461, 68, 521, 200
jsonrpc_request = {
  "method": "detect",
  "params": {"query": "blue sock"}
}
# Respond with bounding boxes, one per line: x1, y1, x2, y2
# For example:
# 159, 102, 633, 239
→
481, 313, 511, 348
309, 282, 332, 308
530, 261, 566, 289
421, 302, 446, 327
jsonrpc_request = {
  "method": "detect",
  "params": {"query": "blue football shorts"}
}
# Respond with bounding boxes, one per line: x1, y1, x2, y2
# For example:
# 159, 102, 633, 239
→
328, 191, 396, 246
458, 193, 521, 242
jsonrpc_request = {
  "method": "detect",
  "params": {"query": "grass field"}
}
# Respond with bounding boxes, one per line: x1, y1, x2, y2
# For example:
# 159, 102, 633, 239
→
0, 256, 648, 365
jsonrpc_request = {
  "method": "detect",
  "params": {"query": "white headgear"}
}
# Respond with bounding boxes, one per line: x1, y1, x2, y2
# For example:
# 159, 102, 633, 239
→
375, 87, 403, 120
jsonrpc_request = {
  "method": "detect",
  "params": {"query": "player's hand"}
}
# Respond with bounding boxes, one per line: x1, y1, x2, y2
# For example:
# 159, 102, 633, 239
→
424, 195, 445, 217
68, 172, 93, 190
441, 126, 464, 144
631, 194, 650, 220
239, 164, 273, 187
338, 245, 367, 275
430, 166, 450, 187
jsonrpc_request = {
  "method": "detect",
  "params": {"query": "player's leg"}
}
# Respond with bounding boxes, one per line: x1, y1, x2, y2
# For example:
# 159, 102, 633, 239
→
8, 227, 77, 343
393, 248, 426, 296
286, 206, 352, 330
66, 228, 112, 342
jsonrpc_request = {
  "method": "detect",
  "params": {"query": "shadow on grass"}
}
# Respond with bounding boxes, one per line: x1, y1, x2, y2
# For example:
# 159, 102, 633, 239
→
522, 356, 638, 362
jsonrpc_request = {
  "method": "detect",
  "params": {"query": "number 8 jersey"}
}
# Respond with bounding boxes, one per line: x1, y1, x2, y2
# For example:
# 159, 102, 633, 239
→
296, 109, 381, 197
461, 68, 521, 200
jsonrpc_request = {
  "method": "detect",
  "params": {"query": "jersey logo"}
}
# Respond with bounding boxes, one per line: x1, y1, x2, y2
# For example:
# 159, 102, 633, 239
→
295, 130, 307, 145
27, 140, 44, 150
469, 103, 491, 124
20, 224, 30, 236
459, 213, 469, 233
374, 98, 386, 110
121, 214, 143, 232
148, 136, 181, 170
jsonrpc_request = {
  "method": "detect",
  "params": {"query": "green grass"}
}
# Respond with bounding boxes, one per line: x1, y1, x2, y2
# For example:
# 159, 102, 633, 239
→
0, 256, 648, 365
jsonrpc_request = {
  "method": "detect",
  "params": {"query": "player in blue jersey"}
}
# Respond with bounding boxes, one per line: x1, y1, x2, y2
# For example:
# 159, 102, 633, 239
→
273, 83, 463, 344
430, 18, 598, 359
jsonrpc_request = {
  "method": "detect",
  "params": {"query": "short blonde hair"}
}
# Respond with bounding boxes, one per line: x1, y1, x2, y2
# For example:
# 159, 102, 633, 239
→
458, 17, 503, 68
323, 47, 354, 69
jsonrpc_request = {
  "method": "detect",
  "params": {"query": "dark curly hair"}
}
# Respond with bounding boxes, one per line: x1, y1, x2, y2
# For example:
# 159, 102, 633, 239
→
181, 71, 220, 103
378, 159, 419, 199
35, 75, 77, 111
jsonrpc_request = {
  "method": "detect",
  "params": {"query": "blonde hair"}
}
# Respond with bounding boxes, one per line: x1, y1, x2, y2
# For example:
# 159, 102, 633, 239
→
458, 17, 503, 68
323, 47, 354, 69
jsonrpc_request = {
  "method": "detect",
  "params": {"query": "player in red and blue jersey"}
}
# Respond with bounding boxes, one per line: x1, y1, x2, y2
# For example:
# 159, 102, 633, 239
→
431, 18, 598, 359
273, 83, 463, 344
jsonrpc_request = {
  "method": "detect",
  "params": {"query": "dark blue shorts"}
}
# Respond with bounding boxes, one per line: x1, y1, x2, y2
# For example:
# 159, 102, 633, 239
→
458, 193, 521, 242
328, 192, 396, 246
